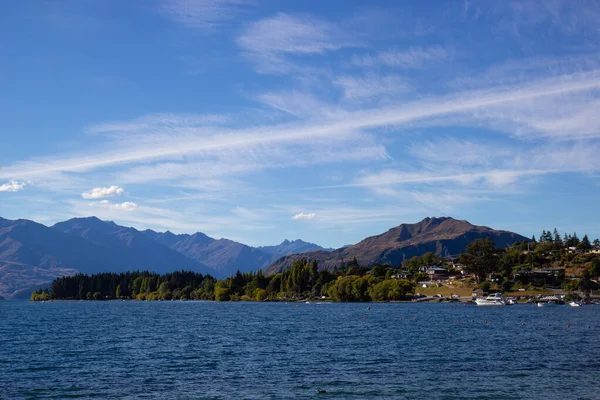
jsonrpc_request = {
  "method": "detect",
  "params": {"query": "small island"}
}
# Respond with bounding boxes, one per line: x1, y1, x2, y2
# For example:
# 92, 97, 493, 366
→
32, 232, 600, 303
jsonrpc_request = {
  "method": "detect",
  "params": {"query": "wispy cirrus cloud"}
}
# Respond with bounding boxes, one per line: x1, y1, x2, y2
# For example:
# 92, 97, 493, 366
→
237, 12, 357, 74
82, 186, 125, 199
159, 0, 254, 31
334, 74, 411, 100
0, 180, 26, 192
87, 113, 229, 135
350, 46, 450, 69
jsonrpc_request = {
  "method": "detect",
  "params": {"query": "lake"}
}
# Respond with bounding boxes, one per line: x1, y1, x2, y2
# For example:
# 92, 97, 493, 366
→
1, 301, 598, 399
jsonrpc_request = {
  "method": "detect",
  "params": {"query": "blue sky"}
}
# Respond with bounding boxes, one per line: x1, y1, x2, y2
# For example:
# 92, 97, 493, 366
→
2, 0, 600, 247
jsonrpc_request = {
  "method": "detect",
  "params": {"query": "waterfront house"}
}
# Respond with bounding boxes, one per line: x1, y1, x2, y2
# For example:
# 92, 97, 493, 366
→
425, 266, 449, 280
391, 270, 412, 279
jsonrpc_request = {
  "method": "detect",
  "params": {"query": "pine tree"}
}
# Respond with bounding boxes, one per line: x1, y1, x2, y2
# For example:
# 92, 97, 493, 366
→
553, 229, 561, 244
572, 233, 580, 247
578, 234, 592, 250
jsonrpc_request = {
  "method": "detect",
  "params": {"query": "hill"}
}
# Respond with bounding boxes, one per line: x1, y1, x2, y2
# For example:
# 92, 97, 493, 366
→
264, 217, 527, 274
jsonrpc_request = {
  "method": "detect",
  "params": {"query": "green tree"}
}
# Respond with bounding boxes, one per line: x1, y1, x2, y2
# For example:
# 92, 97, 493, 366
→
214, 287, 230, 301
370, 264, 387, 278
590, 259, 600, 278
158, 282, 170, 294
369, 279, 415, 301
327, 276, 370, 301
413, 272, 428, 282
578, 235, 592, 250
255, 288, 267, 301
501, 279, 512, 293
479, 281, 491, 293
459, 238, 499, 283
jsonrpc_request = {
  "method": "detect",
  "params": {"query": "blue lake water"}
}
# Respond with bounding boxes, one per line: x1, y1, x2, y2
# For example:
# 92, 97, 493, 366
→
1, 301, 599, 399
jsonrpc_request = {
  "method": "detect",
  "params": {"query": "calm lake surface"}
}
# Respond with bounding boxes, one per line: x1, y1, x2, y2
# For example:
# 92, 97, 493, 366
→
1, 301, 599, 400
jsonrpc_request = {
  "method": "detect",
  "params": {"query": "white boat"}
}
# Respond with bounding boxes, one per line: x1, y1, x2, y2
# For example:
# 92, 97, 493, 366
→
569, 301, 581, 307
506, 297, 517, 305
536, 302, 544, 307
475, 293, 506, 306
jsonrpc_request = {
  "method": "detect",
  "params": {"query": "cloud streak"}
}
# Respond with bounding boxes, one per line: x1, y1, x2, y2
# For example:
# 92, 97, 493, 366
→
292, 212, 316, 220
82, 186, 125, 199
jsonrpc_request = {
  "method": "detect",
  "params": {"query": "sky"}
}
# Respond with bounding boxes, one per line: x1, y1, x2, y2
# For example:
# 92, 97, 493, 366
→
2, 0, 600, 247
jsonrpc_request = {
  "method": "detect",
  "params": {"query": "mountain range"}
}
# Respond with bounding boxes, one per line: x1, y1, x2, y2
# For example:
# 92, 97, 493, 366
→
0, 216, 328, 298
264, 217, 527, 274
0, 216, 526, 299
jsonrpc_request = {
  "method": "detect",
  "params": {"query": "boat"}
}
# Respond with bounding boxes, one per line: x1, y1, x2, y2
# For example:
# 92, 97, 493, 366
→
569, 301, 581, 307
475, 293, 506, 306
536, 302, 544, 307
506, 297, 517, 305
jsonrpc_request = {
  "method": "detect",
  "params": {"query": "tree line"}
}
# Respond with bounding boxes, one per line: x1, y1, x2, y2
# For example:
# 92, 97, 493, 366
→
31, 260, 416, 302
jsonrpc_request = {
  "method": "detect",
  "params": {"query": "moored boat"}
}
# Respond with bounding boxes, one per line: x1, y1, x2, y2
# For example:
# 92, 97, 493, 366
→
475, 293, 506, 306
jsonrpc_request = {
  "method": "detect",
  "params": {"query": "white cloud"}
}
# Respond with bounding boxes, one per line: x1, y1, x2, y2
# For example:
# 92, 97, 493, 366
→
237, 13, 356, 73
82, 186, 125, 199
292, 212, 316, 220
90, 200, 137, 211
159, 0, 253, 31
0, 180, 26, 192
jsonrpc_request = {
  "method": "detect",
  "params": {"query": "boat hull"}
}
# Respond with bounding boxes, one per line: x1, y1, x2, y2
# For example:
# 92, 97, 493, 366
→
475, 300, 506, 306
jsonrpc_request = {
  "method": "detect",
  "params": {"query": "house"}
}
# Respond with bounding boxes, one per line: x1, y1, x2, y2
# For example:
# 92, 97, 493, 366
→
419, 265, 445, 272
425, 266, 449, 280
452, 263, 469, 274
391, 270, 412, 279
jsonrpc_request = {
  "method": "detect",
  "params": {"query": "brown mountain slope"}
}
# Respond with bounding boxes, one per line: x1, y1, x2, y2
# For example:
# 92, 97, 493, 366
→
264, 217, 527, 274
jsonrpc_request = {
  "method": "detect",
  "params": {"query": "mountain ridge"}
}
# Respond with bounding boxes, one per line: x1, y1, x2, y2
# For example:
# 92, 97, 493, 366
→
264, 217, 527, 275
